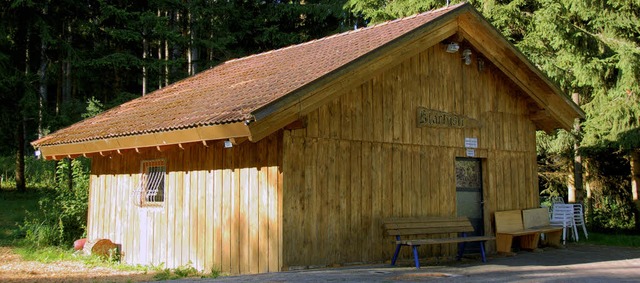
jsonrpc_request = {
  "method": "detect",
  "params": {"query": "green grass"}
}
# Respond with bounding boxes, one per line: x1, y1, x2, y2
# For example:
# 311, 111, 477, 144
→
581, 232, 640, 247
0, 189, 43, 246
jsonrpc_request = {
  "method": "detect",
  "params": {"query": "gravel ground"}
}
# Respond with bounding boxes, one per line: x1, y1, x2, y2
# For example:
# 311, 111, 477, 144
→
0, 247, 156, 283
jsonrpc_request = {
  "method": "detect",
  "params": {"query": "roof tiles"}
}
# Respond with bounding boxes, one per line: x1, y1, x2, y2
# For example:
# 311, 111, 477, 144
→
34, 3, 465, 147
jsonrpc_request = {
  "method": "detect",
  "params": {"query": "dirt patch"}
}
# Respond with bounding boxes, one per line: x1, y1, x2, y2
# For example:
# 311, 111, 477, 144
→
0, 247, 156, 282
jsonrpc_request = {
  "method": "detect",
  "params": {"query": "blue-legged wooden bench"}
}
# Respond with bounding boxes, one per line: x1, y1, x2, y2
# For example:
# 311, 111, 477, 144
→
382, 217, 495, 268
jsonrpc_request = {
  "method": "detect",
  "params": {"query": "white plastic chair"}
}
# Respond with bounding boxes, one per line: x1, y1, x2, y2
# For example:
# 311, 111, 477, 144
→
550, 203, 578, 244
573, 204, 588, 239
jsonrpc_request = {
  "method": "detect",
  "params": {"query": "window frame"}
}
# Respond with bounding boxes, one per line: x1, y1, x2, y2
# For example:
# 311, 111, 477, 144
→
139, 159, 166, 207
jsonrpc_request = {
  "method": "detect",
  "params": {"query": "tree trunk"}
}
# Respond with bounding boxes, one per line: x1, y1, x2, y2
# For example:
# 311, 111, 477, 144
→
38, 35, 48, 139
164, 36, 169, 86
630, 149, 640, 230
584, 159, 594, 225
569, 93, 583, 203
15, 120, 26, 192
187, 12, 192, 76
142, 35, 148, 96
632, 149, 639, 201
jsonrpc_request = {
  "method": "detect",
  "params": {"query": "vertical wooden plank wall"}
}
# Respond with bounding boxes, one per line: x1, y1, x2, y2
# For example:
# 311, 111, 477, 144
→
282, 44, 539, 267
87, 133, 283, 274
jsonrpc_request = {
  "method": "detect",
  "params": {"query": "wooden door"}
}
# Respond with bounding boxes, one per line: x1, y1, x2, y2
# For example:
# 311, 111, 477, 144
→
455, 158, 484, 251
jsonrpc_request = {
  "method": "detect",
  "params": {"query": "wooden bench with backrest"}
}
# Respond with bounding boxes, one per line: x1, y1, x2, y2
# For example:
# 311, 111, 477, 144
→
494, 208, 563, 254
382, 217, 495, 268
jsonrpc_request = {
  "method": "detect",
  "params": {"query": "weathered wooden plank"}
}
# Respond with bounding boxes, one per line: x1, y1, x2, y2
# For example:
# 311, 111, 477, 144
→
313, 138, 328, 266
371, 76, 383, 143
391, 144, 403, 216
300, 138, 318, 268
341, 91, 353, 141
360, 141, 372, 261
349, 140, 362, 262
382, 72, 394, 144
402, 60, 412, 144
411, 145, 421, 216
401, 146, 412, 216
370, 142, 383, 262
362, 80, 374, 142
421, 48, 434, 146
352, 83, 364, 141
326, 140, 338, 265
329, 98, 341, 140
337, 140, 350, 263
392, 65, 403, 143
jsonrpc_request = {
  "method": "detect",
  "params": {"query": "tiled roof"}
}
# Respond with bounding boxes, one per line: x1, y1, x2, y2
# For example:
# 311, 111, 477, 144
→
33, 3, 466, 147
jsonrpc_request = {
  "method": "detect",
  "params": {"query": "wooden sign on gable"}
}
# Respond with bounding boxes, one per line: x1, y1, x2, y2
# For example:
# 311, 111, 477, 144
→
416, 107, 481, 128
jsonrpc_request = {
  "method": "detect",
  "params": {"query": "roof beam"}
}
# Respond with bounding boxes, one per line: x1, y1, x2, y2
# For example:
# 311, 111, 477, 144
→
36, 122, 250, 159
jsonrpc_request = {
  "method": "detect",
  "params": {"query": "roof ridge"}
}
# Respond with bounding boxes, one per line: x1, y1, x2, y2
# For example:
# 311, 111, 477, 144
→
224, 2, 466, 66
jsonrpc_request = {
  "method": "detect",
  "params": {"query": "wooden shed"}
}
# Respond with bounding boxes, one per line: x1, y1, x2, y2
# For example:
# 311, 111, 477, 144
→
32, 3, 583, 274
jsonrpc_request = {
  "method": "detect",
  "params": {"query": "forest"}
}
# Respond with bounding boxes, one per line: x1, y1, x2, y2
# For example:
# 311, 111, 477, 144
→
0, 0, 639, 247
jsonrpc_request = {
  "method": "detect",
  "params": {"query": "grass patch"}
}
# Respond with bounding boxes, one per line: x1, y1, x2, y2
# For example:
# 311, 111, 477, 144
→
15, 244, 155, 273
153, 263, 222, 280
0, 189, 44, 246
582, 232, 640, 247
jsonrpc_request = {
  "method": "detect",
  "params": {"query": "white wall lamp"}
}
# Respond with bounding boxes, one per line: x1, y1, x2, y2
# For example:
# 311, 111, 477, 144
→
224, 139, 233, 148
462, 49, 472, 65
446, 42, 460, 53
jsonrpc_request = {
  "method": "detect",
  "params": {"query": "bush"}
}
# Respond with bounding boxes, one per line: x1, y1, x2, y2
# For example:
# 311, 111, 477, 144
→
20, 158, 90, 247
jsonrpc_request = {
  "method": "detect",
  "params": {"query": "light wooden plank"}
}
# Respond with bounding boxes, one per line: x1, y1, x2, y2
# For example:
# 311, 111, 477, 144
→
267, 133, 280, 272
248, 148, 259, 274
231, 152, 241, 274
238, 148, 250, 274
197, 153, 206, 270
182, 154, 191, 266
257, 140, 269, 273
212, 143, 223, 270
221, 145, 233, 273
